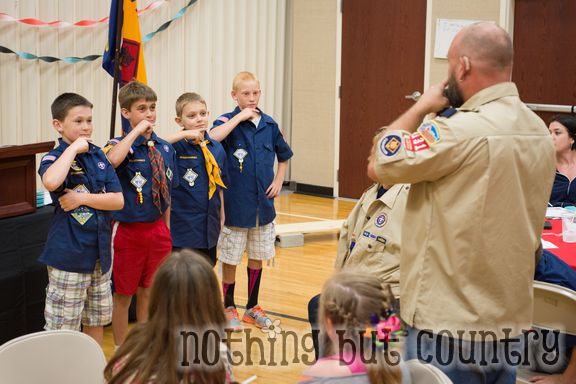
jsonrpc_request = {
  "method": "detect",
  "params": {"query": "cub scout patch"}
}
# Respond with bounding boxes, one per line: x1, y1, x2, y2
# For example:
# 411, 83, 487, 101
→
97, 161, 106, 170
70, 161, 82, 172
417, 122, 441, 145
233, 148, 248, 161
375, 213, 388, 227
379, 135, 402, 157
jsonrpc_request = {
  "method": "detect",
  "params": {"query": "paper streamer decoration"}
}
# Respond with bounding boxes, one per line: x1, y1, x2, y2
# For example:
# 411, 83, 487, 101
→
0, 0, 197, 63
0, 0, 165, 28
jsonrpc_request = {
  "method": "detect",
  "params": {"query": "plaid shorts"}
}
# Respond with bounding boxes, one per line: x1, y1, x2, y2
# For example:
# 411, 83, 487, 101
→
218, 223, 276, 265
44, 261, 112, 330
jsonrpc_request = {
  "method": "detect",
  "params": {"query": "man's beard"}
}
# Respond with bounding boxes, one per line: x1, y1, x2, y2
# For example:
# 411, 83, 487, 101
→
444, 73, 465, 108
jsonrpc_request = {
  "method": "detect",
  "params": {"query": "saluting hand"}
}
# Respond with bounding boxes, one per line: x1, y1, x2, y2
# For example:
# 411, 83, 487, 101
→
134, 120, 154, 137
415, 80, 450, 116
238, 107, 259, 122
70, 137, 92, 154
58, 189, 86, 212
183, 128, 207, 144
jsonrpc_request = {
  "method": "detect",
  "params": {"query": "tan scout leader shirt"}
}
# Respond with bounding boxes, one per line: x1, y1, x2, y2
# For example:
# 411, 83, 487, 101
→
334, 183, 409, 298
374, 82, 555, 339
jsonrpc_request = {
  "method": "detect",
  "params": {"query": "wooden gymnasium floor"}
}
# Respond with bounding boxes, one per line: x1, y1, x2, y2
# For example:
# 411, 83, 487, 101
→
102, 191, 357, 383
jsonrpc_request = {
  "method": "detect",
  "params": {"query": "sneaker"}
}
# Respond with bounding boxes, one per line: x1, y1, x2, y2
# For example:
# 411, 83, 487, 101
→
225, 306, 242, 332
242, 305, 272, 328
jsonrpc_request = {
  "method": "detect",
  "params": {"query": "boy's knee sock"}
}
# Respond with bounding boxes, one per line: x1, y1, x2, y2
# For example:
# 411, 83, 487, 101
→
223, 282, 236, 308
246, 267, 262, 310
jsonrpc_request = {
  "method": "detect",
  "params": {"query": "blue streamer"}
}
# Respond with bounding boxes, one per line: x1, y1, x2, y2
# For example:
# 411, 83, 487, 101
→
0, 0, 196, 63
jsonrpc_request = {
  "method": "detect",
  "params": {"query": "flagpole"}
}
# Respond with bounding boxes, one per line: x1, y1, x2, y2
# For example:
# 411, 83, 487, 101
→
109, 0, 124, 140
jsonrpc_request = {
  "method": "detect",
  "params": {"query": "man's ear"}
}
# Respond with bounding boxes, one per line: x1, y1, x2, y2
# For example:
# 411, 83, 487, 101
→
231, 90, 237, 102
175, 116, 182, 127
52, 119, 63, 133
459, 56, 471, 80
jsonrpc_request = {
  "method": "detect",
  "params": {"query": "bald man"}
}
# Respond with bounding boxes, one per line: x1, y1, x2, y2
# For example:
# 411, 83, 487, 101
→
371, 22, 555, 383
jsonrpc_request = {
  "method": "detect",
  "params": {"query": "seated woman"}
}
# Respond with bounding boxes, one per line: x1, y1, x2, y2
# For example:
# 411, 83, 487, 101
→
549, 114, 576, 207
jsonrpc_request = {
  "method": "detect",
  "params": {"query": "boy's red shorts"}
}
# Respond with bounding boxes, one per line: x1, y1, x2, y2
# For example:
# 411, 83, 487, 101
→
112, 219, 172, 295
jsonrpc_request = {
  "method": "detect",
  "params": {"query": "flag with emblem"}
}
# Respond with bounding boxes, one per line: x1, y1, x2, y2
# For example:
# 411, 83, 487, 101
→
102, 0, 147, 85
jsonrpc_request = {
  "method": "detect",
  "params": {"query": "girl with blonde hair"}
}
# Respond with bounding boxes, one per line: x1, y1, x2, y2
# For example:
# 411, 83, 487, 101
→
300, 270, 409, 384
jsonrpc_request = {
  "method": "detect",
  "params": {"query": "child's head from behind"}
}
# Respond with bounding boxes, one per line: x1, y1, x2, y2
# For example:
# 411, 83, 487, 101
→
118, 81, 157, 128
51, 93, 93, 144
105, 250, 228, 384
149, 249, 225, 329
320, 270, 402, 384
231, 71, 261, 110
175, 92, 209, 131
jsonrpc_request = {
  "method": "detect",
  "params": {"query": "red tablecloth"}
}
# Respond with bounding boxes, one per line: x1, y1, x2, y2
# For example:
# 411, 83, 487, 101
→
542, 219, 576, 269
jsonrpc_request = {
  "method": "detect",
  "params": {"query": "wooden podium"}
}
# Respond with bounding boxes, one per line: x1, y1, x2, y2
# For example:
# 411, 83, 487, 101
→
0, 141, 55, 219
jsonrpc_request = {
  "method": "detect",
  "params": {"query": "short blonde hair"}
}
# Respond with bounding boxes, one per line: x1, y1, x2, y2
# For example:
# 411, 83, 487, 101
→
174, 92, 207, 117
232, 71, 259, 91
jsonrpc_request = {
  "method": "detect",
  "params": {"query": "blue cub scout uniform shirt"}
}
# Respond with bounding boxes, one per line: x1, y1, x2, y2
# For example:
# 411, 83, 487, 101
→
106, 132, 178, 223
171, 135, 227, 249
38, 139, 122, 274
549, 171, 576, 207
212, 107, 293, 228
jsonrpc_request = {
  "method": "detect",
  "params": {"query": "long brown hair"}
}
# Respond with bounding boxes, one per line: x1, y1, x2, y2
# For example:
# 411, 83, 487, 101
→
104, 250, 228, 384
319, 270, 403, 384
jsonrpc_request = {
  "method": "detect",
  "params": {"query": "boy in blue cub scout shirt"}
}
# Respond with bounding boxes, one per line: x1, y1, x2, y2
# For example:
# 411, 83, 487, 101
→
164, 92, 227, 266
38, 93, 124, 345
210, 71, 293, 330
104, 81, 178, 347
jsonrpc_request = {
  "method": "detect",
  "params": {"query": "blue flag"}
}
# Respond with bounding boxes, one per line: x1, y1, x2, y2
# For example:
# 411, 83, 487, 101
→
102, 0, 120, 77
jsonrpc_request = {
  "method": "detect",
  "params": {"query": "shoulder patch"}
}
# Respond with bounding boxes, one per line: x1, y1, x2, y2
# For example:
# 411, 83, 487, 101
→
407, 133, 430, 152
42, 154, 57, 162
417, 121, 441, 145
217, 116, 230, 123
379, 134, 402, 157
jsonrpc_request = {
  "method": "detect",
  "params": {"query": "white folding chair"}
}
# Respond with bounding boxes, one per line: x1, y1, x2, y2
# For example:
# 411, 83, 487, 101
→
517, 281, 576, 383
0, 330, 106, 384
406, 359, 453, 384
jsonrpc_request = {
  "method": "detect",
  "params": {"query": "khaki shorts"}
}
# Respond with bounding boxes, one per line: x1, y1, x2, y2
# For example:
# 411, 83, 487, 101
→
218, 223, 276, 265
44, 261, 112, 330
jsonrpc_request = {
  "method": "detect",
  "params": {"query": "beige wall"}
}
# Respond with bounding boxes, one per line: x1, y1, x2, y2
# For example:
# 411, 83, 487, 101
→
290, 0, 338, 189
289, 0, 510, 194
427, 0, 504, 86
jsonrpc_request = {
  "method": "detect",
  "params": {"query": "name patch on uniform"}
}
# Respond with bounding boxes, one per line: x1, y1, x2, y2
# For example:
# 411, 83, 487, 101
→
417, 122, 441, 145
375, 213, 388, 227
379, 135, 402, 157
362, 230, 387, 245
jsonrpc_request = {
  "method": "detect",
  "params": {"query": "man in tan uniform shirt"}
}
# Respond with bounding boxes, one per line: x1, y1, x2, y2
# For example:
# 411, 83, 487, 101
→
334, 183, 409, 298
371, 22, 555, 383
308, 179, 409, 359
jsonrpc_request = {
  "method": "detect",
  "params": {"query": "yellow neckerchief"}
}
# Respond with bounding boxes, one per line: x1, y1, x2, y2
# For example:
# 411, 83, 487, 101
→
197, 139, 226, 199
